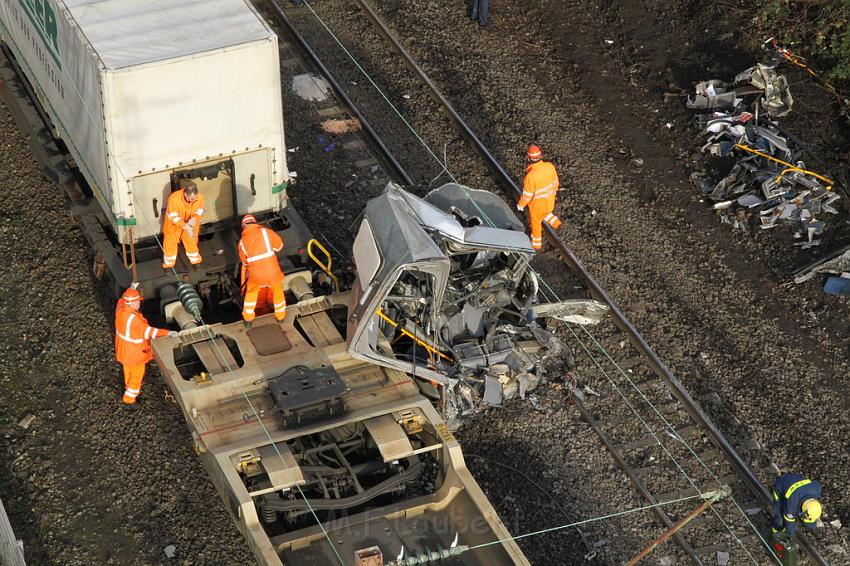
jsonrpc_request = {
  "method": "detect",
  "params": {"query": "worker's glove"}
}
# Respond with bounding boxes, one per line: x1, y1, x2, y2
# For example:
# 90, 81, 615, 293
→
187, 217, 197, 229
183, 223, 195, 239
516, 204, 524, 211
168, 331, 179, 338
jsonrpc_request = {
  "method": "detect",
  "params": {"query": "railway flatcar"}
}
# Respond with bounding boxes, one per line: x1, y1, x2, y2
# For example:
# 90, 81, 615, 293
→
1, 1, 610, 564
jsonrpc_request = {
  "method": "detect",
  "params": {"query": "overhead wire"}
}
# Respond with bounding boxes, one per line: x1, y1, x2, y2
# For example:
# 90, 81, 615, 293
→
40, 0, 776, 561
465, 492, 725, 553
465, 453, 595, 557
563, 322, 777, 564
41, 31, 346, 564
292, 1, 779, 561
574, 324, 780, 554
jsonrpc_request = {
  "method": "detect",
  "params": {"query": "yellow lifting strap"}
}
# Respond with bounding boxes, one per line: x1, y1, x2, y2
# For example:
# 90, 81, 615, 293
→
733, 143, 833, 191
375, 308, 453, 363
306, 239, 339, 292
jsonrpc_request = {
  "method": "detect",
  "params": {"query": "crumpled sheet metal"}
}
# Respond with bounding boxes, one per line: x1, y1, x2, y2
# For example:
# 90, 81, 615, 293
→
686, 61, 838, 248
528, 299, 610, 325
441, 324, 566, 430
735, 63, 793, 117
687, 63, 793, 117
794, 246, 850, 283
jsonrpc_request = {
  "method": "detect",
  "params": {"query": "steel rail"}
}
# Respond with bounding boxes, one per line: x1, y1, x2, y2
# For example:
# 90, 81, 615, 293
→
343, 1, 828, 564
574, 398, 703, 564
1, 0, 826, 561
264, 0, 414, 187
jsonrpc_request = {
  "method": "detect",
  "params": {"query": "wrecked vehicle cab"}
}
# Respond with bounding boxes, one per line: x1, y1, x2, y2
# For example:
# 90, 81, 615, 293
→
348, 183, 607, 428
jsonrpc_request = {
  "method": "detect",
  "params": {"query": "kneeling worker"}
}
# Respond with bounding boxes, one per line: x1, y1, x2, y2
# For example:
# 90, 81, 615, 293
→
115, 286, 177, 406
162, 181, 205, 269
518, 144, 562, 251
238, 215, 286, 326
772, 472, 822, 539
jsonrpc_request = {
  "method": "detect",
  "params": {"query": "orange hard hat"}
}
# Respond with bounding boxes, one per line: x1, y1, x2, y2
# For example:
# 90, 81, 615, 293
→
122, 287, 141, 304
241, 214, 257, 227
527, 145, 543, 161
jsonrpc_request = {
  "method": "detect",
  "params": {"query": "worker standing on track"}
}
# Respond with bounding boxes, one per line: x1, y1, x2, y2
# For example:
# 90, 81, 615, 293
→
517, 144, 561, 251
238, 214, 287, 326
469, 0, 489, 26
772, 472, 822, 539
162, 181, 205, 269
114, 286, 176, 406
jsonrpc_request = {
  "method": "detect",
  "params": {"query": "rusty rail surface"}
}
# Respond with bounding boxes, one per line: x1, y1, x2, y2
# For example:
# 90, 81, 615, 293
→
279, 1, 828, 563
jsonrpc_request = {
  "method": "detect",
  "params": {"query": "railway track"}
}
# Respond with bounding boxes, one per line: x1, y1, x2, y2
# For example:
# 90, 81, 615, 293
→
261, 1, 830, 564
0, 0, 831, 562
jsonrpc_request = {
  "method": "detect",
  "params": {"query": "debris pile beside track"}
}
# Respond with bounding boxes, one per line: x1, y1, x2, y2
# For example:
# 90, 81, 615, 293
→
685, 58, 839, 248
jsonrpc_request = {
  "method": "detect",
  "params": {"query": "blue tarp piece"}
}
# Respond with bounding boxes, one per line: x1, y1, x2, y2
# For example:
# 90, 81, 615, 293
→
823, 276, 850, 296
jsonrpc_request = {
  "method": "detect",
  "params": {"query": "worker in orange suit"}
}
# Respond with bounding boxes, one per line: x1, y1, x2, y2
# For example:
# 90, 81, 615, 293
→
162, 182, 205, 268
238, 214, 286, 326
517, 145, 562, 250
114, 287, 176, 406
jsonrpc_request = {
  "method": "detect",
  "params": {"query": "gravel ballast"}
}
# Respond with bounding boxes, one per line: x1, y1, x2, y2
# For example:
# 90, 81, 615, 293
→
2, 0, 850, 564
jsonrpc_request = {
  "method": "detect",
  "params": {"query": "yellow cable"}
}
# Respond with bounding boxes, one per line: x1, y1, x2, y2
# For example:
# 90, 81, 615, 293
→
733, 143, 833, 190
375, 308, 453, 362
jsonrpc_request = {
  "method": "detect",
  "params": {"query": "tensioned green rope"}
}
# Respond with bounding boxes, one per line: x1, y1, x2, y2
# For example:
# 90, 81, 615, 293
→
563, 321, 777, 565
468, 491, 719, 552
574, 322, 779, 562
293, 2, 776, 563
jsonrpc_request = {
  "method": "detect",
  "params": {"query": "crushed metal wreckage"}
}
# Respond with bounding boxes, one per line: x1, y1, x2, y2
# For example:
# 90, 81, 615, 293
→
349, 183, 609, 429
685, 60, 838, 248
793, 242, 850, 296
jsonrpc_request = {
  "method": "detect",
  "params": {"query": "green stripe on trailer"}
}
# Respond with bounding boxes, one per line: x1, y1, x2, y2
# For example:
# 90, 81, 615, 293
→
272, 180, 289, 194
116, 217, 137, 226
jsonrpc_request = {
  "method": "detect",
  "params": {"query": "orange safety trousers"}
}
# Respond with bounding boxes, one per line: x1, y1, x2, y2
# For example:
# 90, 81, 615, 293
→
162, 226, 201, 268
243, 279, 286, 322
122, 363, 146, 404
528, 204, 562, 250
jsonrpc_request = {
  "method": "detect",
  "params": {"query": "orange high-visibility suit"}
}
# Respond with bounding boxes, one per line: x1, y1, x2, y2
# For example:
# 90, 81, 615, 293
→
520, 160, 562, 250
162, 189, 205, 268
239, 223, 286, 322
114, 298, 169, 404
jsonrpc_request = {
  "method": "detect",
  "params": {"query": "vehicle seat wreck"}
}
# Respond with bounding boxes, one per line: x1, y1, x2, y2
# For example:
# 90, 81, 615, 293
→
348, 183, 608, 428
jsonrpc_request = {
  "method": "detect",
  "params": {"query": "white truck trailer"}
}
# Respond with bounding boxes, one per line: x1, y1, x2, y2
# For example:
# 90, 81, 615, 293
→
0, 0, 300, 298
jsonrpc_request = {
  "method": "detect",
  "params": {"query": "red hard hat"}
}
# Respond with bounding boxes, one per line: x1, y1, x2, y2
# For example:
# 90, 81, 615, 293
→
241, 214, 257, 227
122, 287, 141, 304
527, 145, 543, 161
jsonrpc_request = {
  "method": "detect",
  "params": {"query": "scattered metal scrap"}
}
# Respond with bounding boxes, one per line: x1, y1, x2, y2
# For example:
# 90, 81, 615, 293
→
793, 242, 850, 295
687, 63, 793, 117
685, 60, 839, 248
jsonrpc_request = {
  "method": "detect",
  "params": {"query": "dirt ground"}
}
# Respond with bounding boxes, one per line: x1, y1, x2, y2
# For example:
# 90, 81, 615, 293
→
286, 0, 850, 562
2, 0, 850, 564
